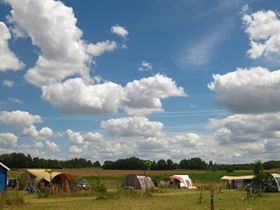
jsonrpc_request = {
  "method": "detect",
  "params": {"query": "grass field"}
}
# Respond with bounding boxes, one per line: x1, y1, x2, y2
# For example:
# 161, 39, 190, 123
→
4, 168, 280, 210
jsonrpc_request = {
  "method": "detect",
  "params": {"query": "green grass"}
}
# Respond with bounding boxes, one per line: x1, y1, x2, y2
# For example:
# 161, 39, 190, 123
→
5, 189, 280, 210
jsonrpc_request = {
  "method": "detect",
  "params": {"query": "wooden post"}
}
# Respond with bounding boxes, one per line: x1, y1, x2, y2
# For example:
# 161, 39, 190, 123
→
210, 189, 215, 210
45, 169, 53, 192
198, 186, 203, 204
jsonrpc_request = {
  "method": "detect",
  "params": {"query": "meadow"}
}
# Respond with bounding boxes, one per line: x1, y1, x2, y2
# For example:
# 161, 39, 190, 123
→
3, 168, 280, 210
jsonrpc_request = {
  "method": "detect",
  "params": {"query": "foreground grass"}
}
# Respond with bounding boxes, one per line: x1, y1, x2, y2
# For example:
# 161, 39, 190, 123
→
5, 189, 280, 210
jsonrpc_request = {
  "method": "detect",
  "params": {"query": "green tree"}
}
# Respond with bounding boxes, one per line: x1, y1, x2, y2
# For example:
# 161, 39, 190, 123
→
253, 160, 265, 195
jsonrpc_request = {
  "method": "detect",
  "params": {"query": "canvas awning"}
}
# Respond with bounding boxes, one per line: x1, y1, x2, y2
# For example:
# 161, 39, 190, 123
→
26, 169, 75, 185
0, 162, 10, 171
221, 175, 255, 181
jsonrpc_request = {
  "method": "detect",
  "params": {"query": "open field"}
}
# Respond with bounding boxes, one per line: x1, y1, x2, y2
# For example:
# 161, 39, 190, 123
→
3, 189, 280, 210
4, 168, 280, 210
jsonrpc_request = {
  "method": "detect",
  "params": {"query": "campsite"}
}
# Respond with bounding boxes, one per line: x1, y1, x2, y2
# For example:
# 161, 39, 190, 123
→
1, 0, 280, 209
0, 167, 280, 210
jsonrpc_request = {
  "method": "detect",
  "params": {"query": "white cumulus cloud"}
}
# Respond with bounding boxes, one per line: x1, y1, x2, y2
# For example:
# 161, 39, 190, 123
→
42, 74, 185, 115
0, 110, 42, 129
138, 61, 153, 71
208, 67, 280, 114
123, 74, 186, 115
42, 78, 123, 114
243, 10, 280, 59
0, 132, 18, 146
66, 129, 103, 145
7, 0, 91, 87
87, 40, 117, 57
209, 112, 280, 145
0, 22, 24, 71
69, 145, 83, 154
45, 140, 59, 151
111, 25, 128, 38
101, 116, 164, 138
2, 79, 14, 87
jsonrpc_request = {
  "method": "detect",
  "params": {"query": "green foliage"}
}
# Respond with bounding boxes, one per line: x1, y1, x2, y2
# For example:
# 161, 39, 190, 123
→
103, 157, 147, 170
253, 160, 266, 195
93, 161, 101, 168
263, 160, 280, 170
0, 152, 98, 168
179, 157, 207, 170
93, 176, 107, 194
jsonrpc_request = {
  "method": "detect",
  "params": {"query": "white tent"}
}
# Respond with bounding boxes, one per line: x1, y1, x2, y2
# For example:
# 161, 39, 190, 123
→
121, 175, 155, 190
221, 175, 254, 189
170, 175, 196, 189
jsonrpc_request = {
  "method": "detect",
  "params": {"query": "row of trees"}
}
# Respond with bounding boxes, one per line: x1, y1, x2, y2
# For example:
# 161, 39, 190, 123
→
1, 153, 280, 170
0, 153, 101, 169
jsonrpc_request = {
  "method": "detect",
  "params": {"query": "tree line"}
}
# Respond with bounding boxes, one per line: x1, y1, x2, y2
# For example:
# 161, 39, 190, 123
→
0, 153, 101, 169
1, 153, 280, 170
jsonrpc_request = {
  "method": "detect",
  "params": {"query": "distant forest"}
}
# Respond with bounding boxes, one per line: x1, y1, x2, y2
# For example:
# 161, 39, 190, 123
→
1, 153, 280, 171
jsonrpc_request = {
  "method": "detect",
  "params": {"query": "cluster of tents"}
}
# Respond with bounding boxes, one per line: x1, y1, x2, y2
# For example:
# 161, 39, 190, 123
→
19, 169, 75, 192
16, 169, 196, 192
121, 174, 196, 190
6, 166, 280, 193
221, 173, 280, 192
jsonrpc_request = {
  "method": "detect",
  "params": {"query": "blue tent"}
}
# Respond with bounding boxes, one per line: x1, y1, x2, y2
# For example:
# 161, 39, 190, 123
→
0, 162, 10, 192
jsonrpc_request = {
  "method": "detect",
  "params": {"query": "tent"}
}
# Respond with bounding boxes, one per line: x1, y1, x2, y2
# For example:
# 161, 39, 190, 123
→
221, 175, 254, 189
169, 175, 196, 189
264, 173, 280, 192
0, 162, 10, 192
121, 175, 155, 190
19, 169, 75, 192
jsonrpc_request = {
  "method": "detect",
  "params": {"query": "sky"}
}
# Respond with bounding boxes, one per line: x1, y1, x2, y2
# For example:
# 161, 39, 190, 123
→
0, 0, 280, 164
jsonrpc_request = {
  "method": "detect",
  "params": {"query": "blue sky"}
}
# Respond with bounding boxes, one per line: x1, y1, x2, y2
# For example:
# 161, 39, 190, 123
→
1, 0, 280, 163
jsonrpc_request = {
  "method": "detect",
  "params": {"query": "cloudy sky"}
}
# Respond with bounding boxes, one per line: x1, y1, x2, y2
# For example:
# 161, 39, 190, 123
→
0, 0, 280, 163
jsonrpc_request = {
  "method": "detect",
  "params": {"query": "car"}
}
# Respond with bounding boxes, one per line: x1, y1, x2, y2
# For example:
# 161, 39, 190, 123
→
73, 180, 91, 191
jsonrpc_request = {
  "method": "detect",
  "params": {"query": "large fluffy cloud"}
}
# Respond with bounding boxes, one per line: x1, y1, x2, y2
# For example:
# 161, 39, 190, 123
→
0, 110, 42, 128
101, 116, 164, 138
42, 78, 123, 114
6, 0, 117, 87
208, 67, 280, 114
122, 74, 186, 115
22, 125, 53, 139
66, 129, 103, 145
0, 132, 18, 146
0, 22, 24, 71
209, 113, 280, 145
42, 74, 185, 115
243, 10, 280, 59
7, 0, 89, 86
66, 129, 103, 154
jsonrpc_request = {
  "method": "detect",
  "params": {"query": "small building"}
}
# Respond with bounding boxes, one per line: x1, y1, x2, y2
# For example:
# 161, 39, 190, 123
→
19, 169, 75, 192
264, 173, 280, 192
169, 175, 196, 189
0, 162, 10, 192
121, 175, 155, 190
221, 175, 254, 189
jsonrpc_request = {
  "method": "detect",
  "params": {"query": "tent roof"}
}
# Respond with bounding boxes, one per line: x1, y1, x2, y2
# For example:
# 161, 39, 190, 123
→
271, 173, 280, 178
27, 169, 64, 185
221, 175, 255, 181
0, 162, 10, 171
170, 175, 191, 181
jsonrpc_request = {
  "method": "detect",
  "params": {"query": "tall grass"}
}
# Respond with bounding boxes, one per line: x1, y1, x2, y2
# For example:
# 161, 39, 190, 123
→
0, 191, 25, 209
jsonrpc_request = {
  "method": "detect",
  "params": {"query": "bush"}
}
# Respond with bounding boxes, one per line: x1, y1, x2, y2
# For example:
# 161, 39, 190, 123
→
93, 176, 107, 194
